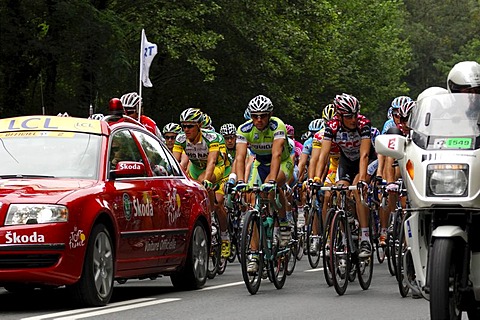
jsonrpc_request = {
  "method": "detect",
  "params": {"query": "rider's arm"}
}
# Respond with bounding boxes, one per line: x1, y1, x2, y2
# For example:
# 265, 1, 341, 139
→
385, 156, 396, 183
203, 150, 219, 183
315, 139, 332, 181
235, 142, 248, 182
297, 152, 309, 181
358, 138, 371, 181
266, 138, 284, 182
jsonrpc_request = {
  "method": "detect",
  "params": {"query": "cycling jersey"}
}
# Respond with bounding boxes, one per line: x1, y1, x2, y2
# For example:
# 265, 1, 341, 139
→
323, 114, 371, 161
237, 116, 292, 164
173, 129, 224, 170
381, 118, 396, 134
302, 136, 314, 156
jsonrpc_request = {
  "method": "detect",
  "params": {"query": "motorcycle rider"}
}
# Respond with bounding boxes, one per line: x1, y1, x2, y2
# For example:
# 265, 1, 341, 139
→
447, 61, 480, 94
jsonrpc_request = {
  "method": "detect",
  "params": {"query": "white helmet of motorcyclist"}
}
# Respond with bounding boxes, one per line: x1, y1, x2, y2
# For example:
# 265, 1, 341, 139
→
447, 61, 480, 94
417, 86, 448, 102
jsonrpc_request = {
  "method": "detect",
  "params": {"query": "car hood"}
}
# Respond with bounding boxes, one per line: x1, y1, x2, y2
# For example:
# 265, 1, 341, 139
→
0, 179, 97, 203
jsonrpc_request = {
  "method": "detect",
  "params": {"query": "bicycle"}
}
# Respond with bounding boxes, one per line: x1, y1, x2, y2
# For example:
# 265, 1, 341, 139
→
207, 210, 222, 279
367, 177, 388, 264
238, 183, 290, 294
325, 183, 374, 296
225, 187, 246, 264
304, 183, 323, 269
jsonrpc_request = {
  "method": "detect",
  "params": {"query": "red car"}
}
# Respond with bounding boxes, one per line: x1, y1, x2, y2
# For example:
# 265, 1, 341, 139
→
0, 115, 211, 306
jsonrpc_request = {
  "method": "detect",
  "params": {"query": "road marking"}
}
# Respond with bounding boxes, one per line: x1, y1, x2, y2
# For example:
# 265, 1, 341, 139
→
55, 299, 180, 320
200, 281, 244, 291
305, 267, 324, 272
21, 298, 158, 320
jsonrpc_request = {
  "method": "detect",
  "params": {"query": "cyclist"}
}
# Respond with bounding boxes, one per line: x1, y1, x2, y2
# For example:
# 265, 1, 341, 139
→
233, 94, 294, 272
307, 104, 341, 253
297, 118, 324, 185
447, 61, 480, 94
120, 92, 163, 140
310, 93, 375, 258
381, 96, 412, 134
162, 122, 182, 151
220, 123, 237, 176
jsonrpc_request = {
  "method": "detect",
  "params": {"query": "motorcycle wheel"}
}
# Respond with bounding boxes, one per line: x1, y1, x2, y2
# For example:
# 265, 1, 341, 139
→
429, 238, 463, 320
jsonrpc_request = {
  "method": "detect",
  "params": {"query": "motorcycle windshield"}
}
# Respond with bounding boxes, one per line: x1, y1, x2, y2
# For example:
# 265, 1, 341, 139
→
410, 93, 480, 150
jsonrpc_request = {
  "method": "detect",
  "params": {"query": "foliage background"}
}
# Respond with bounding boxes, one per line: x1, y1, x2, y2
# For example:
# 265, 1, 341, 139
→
0, 0, 479, 132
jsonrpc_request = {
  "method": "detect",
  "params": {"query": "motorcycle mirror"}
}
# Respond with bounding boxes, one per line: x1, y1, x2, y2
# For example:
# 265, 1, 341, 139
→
375, 134, 406, 159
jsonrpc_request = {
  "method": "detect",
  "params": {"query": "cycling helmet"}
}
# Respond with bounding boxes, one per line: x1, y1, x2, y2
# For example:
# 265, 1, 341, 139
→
447, 61, 480, 93
244, 108, 251, 120
285, 124, 294, 136
57, 112, 70, 117
387, 106, 393, 119
333, 93, 360, 115
247, 95, 274, 113
162, 122, 182, 134
220, 123, 237, 136
308, 118, 324, 132
322, 104, 335, 121
179, 108, 203, 123
301, 131, 312, 142
398, 100, 416, 118
120, 92, 142, 112
88, 113, 105, 120
417, 86, 448, 101
201, 113, 213, 129
371, 126, 380, 138
391, 96, 412, 110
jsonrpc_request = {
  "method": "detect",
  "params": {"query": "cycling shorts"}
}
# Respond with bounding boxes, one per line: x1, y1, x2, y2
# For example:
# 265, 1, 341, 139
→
247, 157, 294, 188
324, 156, 339, 185
189, 163, 225, 184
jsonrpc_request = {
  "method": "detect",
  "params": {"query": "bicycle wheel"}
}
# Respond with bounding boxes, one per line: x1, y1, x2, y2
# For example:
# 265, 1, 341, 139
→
386, 212, 396, 277
330, 210, 350, 295
286, 210, 297, 275
392, 209, 403, 281
226, 210, 237, 263
207, 211, 221, 279
240, 210, 263, 295
322, 208, 335, 287
357, 221, 374, 290
396, 217, 411, 297
269, 214, 288, 289
296, 225, 305, 261
306, 200, 322, 268
372, 208, 386, 264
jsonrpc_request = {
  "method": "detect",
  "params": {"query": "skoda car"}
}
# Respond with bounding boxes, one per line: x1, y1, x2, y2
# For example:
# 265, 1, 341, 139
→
0, 115, 211, 306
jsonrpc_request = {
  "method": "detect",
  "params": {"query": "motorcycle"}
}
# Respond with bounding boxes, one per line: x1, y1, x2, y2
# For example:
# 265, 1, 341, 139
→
375, 93, 480, 319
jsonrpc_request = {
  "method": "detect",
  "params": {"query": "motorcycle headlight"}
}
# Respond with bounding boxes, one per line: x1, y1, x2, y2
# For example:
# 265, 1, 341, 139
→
5, 204, 69, 225
427, 164, 468, 197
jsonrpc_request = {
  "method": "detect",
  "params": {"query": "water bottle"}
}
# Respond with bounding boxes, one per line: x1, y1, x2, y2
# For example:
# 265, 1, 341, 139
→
265, 216, 274, 238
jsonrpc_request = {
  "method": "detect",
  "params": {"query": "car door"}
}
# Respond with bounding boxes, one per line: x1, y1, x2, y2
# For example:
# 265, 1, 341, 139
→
131, 130, 195, 268
106, 129, 162, 271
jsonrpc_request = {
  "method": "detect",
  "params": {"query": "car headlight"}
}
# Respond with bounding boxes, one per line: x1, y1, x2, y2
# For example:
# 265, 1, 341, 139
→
5, 204, 69, 225
427, 164, 468, 197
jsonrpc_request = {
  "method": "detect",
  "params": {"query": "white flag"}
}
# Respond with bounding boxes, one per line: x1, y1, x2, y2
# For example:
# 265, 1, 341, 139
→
141, 29, 157, 87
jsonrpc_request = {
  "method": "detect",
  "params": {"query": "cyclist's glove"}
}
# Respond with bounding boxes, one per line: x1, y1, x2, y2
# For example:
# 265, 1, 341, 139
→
260, 180, 276, 193
225, 177, 236, 194
235, 180, 249, 192
202, 179, 214, 191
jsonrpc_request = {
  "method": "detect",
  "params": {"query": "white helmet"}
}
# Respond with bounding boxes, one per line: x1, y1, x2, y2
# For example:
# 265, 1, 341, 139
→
447, 61, 480, 93
416, 86, 448, 101
247, 95, 274, 113
88, 113, 105, 120
120, 92, 142, 113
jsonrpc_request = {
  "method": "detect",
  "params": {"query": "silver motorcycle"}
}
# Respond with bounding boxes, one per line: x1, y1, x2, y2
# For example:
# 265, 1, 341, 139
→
375, 93, 480, 319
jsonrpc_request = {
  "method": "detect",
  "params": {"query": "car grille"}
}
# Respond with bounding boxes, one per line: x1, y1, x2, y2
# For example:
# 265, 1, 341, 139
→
0, 254, 60, 269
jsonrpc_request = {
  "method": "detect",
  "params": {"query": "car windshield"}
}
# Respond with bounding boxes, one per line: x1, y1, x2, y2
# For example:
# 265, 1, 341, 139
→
0, 132, 101, 179
410, 93, 480, 137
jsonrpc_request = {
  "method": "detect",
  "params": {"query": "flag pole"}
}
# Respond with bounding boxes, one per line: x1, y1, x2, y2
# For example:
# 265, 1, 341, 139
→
138, 29, 145, 120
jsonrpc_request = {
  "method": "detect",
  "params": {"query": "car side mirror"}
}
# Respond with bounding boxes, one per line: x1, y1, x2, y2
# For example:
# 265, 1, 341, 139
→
375, 134, 406, 160
110, 161, 146, 179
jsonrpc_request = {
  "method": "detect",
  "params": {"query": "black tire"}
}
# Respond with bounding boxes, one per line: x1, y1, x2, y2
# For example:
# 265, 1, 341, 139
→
386, 212, 396, 277
357, 220, 374, 290
372, 208, 386, 264
429, 238, 463, 320
306, 200, 322, 268
296, 226, 305, 261
392, 210, 403, 281
240, 210, 263, 295
269, 214, 288, 289
286, 211, 298, 275
207, 211, 221, 279
322, 208, 336, 287
330, 211, 350, 296
227, 242, 237, 263
171, 222, 208, 290
396, 219, 410, 297
67, 224, 114, 307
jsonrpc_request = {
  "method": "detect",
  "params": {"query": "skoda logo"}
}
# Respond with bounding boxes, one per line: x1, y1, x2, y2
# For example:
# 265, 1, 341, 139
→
123, 193, 132, 221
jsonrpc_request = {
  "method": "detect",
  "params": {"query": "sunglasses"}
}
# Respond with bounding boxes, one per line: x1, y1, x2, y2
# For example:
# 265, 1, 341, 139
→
342, 113, 357, 119
181, 124, 196, 129
224, 135, 236, 140
251, 113, 269, 120
164, 135, 176, 140
394, 114, 409, 122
